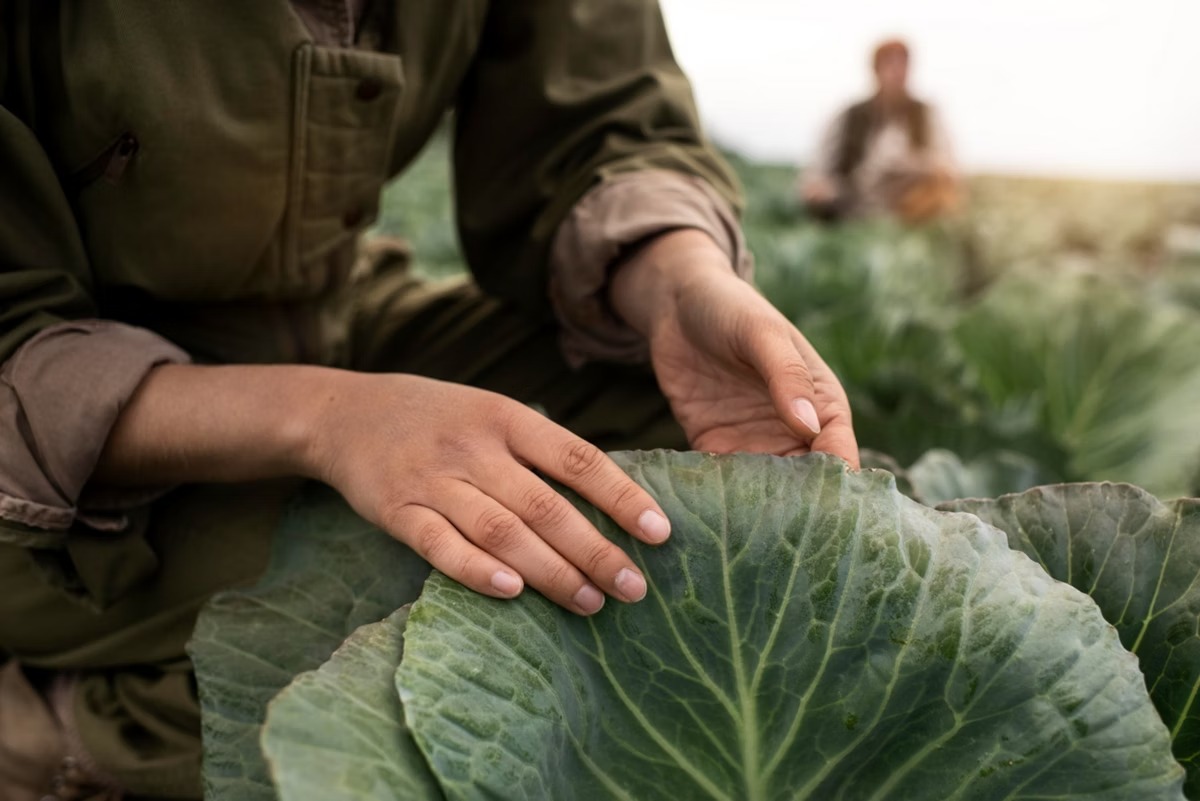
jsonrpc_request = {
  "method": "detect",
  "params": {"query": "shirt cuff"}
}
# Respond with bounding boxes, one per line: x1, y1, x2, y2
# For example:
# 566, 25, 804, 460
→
0, 321, 191, 540
549, 169, 754, 367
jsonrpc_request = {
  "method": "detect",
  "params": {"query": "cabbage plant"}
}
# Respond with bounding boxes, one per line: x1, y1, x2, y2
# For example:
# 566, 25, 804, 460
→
191, 452, 1198, 800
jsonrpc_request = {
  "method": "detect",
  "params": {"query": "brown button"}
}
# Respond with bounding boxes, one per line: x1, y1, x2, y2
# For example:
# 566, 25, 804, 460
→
342, 206, 367, 229
355, 77, 384, 101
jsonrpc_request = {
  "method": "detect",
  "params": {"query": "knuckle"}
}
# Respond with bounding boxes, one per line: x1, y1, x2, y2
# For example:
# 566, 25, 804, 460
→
540, 560, 577, 592
377, 497, 412, 535
491, 396, 525, 431
476, 392, 524, 437
521, 486, 568, 528
560, 440, 604, 481
608, 481, 643, 513
414, 521, 450, 563
782, 359, 814, 384
455, 552, 480, 582
437, 432, 480, 460
476, 509, 525, 552
770, 360, 815, 394
579, 540, 615, 575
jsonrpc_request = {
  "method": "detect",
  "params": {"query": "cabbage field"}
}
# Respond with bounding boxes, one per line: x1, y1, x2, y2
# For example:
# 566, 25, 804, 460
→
376, 134, 1200, 502
190, 140, 1200, 800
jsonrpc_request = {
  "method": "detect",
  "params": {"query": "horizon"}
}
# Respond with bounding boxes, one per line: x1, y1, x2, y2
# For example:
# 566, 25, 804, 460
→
660, 0, 1200, 183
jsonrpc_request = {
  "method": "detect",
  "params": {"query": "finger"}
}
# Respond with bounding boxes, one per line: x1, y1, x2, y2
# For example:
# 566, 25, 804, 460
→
489, 465, 650, 604
813, 416, 861, 469
436, 481, 608, 616
793, 334, 862, 468
507, 416, 672, 547
384, 504, 524, 600
741, 326, 822, 438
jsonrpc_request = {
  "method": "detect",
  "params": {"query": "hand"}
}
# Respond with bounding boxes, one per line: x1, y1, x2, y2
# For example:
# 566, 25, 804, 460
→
896, 169, 961, 223
611, 230, 859, 465
802, 175, 838, 206
303, 373, 673, 615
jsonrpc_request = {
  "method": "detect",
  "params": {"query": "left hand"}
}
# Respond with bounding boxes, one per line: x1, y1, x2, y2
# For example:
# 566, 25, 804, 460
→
610, 230, 859, 466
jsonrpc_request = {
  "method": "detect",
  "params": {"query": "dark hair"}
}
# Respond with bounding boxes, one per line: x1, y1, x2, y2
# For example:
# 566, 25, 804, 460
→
873, 39, 910, 72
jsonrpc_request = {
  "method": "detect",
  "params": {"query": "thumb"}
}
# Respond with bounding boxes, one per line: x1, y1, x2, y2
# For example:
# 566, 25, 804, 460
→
745, 329, 821, 438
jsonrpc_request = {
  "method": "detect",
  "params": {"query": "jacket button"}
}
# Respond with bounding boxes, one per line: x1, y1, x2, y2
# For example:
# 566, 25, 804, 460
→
342, 206, 366, 229
355, 77, 384, 101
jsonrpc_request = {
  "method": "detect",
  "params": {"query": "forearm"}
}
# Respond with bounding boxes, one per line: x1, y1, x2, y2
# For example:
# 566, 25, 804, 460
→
93, 363, 340, 488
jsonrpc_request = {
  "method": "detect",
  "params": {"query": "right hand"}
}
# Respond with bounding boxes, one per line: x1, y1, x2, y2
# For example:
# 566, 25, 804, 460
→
896, 169, 960, 223
302, 373, 673, 616
802, 175, 838, 206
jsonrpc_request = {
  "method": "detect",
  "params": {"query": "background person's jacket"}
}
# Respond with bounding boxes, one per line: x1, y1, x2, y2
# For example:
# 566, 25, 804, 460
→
799, 94, 959, 221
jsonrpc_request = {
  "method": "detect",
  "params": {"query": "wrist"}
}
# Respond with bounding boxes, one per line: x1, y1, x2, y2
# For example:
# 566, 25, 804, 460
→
286, 366, 361, 483
609, 229, 735, 337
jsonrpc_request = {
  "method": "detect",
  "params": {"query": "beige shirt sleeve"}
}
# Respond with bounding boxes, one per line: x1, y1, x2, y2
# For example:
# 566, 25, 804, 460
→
798, 110, 847, 201
0, 321, 190, 540
549, 170, 753, 367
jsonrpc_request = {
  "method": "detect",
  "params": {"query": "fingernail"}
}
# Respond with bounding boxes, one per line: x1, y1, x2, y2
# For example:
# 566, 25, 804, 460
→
573, 583, 606, 615
491, 570, 522, 597
791, 398, 822, 434
615, 568, 647, 602
638, 509, 671, 543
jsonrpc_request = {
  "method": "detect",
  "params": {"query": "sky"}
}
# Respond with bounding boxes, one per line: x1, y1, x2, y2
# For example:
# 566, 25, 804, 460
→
658, 0, 1200, 181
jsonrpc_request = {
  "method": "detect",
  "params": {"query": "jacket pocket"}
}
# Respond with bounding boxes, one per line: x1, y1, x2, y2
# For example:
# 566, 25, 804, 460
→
66, 132, 140, 192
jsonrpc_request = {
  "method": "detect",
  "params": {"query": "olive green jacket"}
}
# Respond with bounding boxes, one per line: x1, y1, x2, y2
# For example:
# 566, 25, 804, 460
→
0, 1, 745, 542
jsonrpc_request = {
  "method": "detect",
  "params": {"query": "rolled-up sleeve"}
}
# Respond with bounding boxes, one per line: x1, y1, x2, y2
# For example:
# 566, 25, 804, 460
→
798, 110, 848, 201
549, 170, 752, 365
0, 322, 188, 537
453, 0, 746, 340
0, 84, 189, 544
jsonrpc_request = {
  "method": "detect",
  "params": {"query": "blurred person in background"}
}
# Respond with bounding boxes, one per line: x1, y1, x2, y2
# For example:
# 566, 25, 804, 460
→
799, 39, 961, 223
